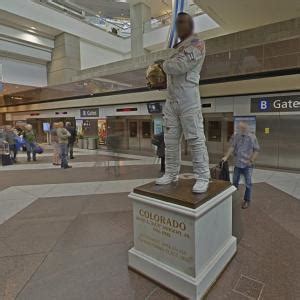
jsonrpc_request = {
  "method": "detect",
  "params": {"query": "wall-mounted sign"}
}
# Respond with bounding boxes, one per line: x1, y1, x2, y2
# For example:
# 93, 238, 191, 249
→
153, 118, 163, 135
80, 108, 99, 118
116, 108, 138, 112
147, 102, 162, 114
202, 103, 212, 108
251, 95, 300, 113
43, 122, 50, 132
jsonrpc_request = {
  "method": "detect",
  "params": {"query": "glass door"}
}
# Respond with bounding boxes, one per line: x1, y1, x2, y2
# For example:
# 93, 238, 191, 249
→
128, 120, 140, 150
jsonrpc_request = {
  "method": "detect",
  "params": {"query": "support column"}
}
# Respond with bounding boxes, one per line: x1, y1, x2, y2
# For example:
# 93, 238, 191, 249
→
130, 0, 151, 57
48, 33, 81, 86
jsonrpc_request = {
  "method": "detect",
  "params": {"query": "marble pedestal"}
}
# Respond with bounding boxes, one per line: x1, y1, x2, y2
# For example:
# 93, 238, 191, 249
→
128, 179, 237, 300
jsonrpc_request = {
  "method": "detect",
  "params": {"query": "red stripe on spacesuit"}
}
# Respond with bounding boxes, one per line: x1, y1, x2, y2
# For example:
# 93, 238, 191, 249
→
191, 39, 205, 51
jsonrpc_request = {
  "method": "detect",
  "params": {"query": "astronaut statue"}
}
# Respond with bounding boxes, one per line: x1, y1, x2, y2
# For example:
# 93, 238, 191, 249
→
155, 12, 210, 193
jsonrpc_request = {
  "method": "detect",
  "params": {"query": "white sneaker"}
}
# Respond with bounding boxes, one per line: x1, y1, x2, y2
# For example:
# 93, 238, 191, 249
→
156, 174, 178, 185
192, 180, 209, 193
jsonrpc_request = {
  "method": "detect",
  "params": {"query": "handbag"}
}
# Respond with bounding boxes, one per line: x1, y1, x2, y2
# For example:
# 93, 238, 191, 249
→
210, 164, 222, 180
34, 144, 44, 154
210, 161, 230, 182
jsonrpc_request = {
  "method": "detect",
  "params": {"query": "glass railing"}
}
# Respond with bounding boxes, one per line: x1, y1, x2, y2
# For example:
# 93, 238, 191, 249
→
34, 0, 203, 38
33, 0, 131, 38
85, 16, 131, 38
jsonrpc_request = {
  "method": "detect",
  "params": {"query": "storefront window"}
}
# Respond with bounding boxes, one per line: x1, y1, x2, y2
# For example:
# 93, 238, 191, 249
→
82, 119, 98, 136
98, 119, 107, 144
208, 121, 222, 142
142, 121, 151, 138
76, 119, 84, 137
129, 121, 138, 137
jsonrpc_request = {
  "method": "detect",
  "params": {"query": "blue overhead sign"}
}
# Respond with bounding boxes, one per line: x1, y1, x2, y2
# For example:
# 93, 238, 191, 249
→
251, 95, 300, 113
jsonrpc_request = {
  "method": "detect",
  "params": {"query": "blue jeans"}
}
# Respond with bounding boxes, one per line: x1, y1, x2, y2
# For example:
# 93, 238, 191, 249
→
233, 166, 253, 202
59, 143, 68, 168
26, 142, 36, 161
9, 144, 17, 161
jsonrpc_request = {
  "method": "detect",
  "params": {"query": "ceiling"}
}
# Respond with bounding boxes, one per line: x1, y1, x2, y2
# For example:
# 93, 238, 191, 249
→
68, 0, 172, 19
194, 0, 300, 33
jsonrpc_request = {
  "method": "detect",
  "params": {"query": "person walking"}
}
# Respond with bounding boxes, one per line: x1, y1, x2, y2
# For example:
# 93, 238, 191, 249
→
5, 125, 18, 163
65, 122, 76, 159
56, 122, 72, 169
51, 122, 60, 166
23, 124, 37, 162
152, 131, 165, 173
222, 122, 260, 209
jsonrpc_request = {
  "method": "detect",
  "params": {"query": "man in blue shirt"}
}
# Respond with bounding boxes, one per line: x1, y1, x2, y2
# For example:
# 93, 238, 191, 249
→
223, 122, 260, 209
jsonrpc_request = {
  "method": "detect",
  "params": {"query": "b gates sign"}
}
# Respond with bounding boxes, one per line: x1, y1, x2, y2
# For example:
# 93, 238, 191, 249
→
80, 108, 99, 118
251, 95, 300, 113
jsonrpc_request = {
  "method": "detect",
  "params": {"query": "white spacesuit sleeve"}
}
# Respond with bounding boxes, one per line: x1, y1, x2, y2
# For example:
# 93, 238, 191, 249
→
163, 40, 205, 75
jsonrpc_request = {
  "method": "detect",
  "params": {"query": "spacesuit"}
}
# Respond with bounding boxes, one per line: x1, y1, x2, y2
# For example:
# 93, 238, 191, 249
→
156, 35, 210, 193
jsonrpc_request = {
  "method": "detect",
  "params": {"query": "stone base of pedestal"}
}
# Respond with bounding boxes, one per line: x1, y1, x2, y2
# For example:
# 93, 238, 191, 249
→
129, 237, 236, 299
128, 179, 237, 300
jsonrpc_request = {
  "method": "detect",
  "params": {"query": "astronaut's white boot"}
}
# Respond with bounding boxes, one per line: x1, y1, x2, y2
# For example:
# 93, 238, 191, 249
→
192, 179, 209, 193
156, 173, 179, 185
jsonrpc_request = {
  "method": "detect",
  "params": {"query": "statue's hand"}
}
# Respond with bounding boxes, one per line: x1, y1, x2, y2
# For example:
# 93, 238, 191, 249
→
154, 60, 164, 67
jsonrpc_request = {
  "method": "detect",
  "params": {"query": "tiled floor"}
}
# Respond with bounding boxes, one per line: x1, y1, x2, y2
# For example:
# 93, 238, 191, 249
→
0, 148, 299, 300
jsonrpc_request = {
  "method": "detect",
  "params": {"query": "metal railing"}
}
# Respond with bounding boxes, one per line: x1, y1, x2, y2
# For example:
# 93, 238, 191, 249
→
33, 0, 203, 38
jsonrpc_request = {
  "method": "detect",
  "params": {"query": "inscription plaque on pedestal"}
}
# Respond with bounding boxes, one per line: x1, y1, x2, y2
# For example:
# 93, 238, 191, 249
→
128, 179, 237, 300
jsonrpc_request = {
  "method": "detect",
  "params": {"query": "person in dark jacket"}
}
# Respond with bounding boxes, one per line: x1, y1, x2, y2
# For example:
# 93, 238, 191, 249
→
23, 124, 36, 162
152, 131, 165, 173
66, 122, 77, 159
5, 125, 18, 163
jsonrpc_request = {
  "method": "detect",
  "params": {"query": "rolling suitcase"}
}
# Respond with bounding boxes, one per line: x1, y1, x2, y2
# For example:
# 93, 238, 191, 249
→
1, 142, 13, 166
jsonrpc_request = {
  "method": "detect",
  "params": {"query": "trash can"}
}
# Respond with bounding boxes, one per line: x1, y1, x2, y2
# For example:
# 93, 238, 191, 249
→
83, 137, 88, 149
77, 138, 84, 149
88, 137, 97, 150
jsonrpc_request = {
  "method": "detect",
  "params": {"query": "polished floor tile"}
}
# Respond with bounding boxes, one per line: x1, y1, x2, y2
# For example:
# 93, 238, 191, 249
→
0, 253, 45, 300
81, 192, 132, 214
53, 211, 133, 251
0, 219, 71, 257
17, 244, 156, 300
14, 196, 87, 222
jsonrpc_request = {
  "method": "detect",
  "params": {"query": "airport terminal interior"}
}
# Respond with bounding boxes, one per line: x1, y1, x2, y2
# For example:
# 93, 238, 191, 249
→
0, 0, 300, 299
